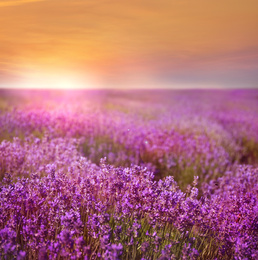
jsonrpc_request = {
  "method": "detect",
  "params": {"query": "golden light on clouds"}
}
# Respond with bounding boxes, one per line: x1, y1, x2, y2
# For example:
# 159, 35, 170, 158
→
0, 0, 258, 88
0, 0, 45, 7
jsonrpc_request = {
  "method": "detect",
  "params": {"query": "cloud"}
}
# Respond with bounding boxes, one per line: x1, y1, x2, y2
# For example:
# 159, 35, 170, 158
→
0, 0, 258, 88
0, 0, 45, 7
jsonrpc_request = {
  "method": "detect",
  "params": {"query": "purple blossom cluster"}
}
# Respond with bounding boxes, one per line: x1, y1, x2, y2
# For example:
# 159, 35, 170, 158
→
0, 89, 257, 259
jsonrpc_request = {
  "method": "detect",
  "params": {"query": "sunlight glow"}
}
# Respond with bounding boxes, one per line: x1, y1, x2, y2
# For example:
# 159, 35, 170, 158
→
12, 71, 95, 89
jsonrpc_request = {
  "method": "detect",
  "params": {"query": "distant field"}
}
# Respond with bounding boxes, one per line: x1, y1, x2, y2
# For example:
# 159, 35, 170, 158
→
0, 89, 257, 259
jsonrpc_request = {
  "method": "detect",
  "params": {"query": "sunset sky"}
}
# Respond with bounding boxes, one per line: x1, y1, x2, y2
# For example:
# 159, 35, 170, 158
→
0, 0, 258, 89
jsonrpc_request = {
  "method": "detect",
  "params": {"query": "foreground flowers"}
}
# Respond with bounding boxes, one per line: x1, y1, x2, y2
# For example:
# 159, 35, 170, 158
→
1, 153, 257, 259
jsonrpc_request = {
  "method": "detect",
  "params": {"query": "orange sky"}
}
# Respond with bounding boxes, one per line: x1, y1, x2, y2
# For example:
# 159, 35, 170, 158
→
0, 0, 258, 88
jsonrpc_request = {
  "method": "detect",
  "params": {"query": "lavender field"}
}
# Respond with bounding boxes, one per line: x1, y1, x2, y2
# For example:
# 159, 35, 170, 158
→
0, 89, 257, 260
